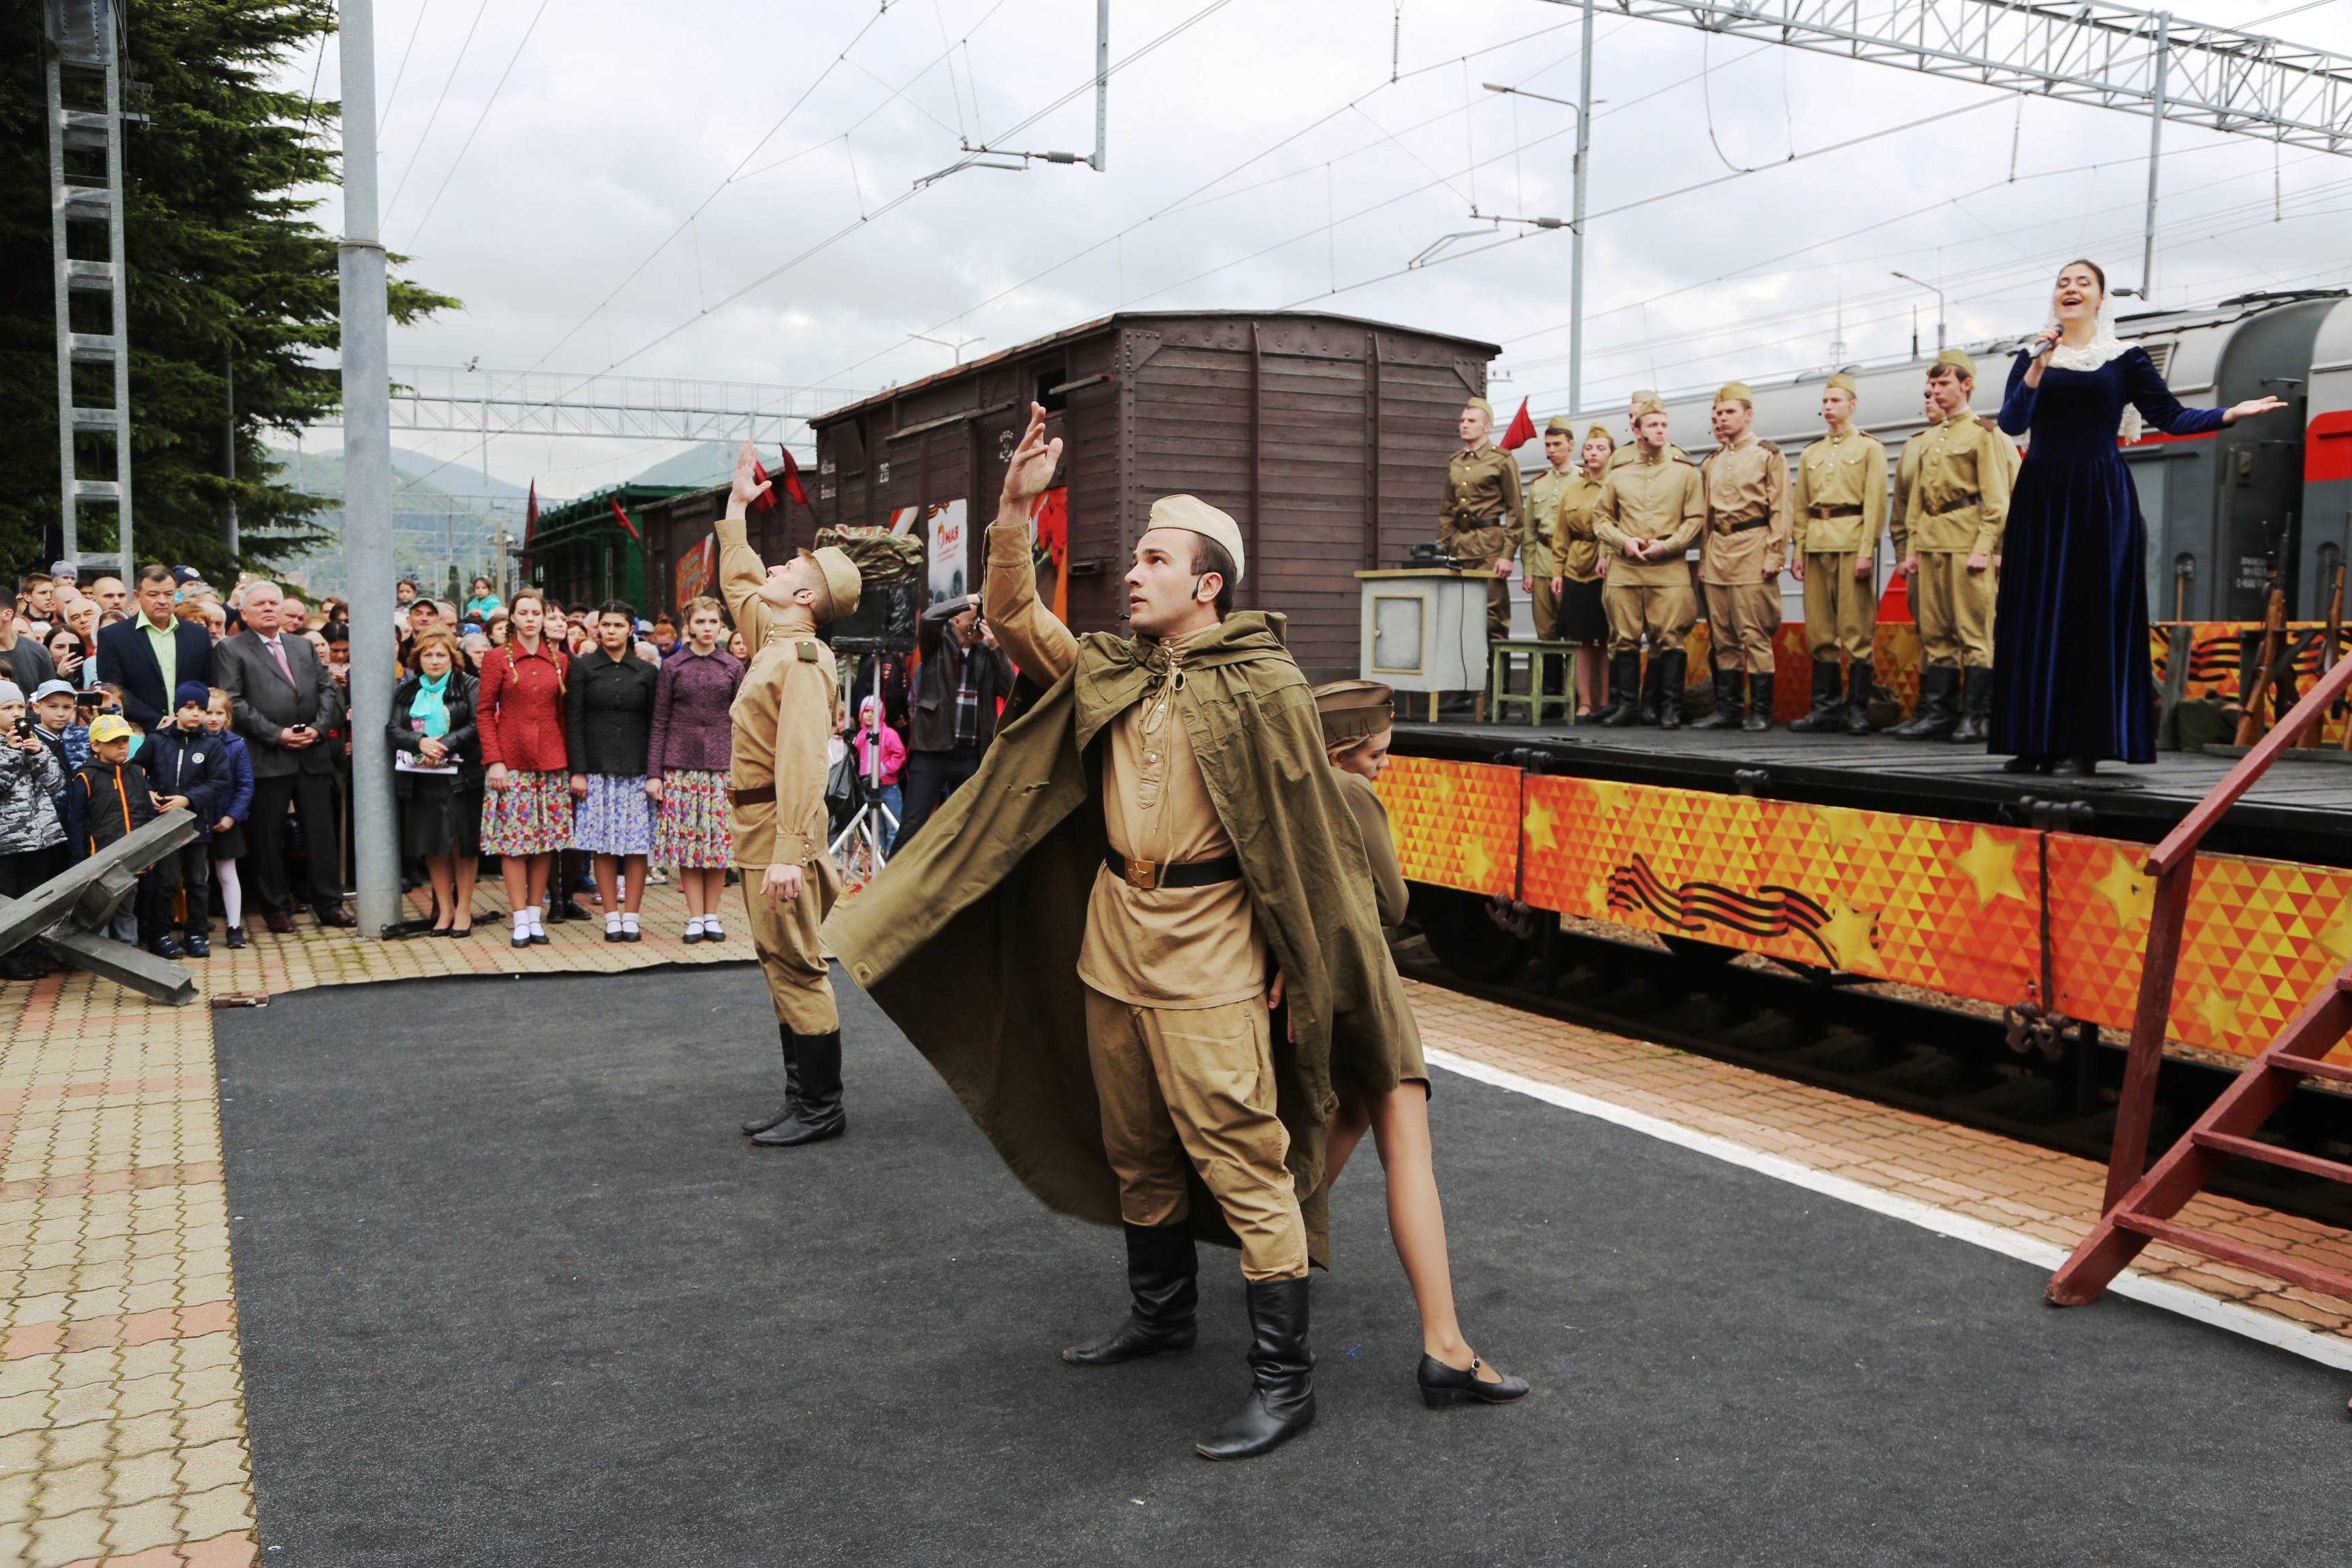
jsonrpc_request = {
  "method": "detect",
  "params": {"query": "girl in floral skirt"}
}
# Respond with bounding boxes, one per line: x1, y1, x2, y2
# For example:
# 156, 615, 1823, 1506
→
476, 589, 571, 949
647, 595, 743, 943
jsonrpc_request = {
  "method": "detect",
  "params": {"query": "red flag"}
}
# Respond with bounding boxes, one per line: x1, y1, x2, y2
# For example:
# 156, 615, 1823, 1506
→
608, 494, 642, 543
1499, 397, 1537, 451
749, 457, 779, 512
779, 446, 811, 508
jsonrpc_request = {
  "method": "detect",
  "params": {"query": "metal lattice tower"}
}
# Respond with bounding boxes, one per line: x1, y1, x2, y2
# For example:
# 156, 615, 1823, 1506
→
42, 0, 135, 577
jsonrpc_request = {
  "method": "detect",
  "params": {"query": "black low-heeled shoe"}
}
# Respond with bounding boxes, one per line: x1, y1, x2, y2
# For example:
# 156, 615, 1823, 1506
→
2050, 754, 2098, 777
1416, 1353, 1531, 1408
2001, 753, 2050, 774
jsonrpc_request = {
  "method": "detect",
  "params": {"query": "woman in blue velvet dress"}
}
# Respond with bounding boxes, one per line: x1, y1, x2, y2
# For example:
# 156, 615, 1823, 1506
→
1992, 260, 2285, 776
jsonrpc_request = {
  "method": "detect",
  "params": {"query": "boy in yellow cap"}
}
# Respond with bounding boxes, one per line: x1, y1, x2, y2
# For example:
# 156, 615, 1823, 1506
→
1889, 350, 2012, 741
1690, 382, 1791, 731
1788, 373, 1889, 735
716, 441, 866, 1149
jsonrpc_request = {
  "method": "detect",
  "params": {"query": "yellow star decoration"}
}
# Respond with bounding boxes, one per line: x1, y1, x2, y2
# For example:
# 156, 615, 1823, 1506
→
1810, 806, 1869, 854
2189, 985, 2242, 1045
1950, 826, 2027, 911
1584, 779, 1629, 818
1818, 898, 1880, 972
1460, 835, 1495, 889
1524, 797, 1558, 855
1433, 771, 1457, 807
1586, 872, 1612, 916
2315, 894, 2352, 965
2089, 847, 2155, 933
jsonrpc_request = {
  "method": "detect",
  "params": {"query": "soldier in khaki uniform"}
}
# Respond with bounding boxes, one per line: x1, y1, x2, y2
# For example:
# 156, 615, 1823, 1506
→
1593, 397, 1705, 728
1889, 350, 2012, 741
1608, 388, 1690, 470
1690, 382, 1792, 732
717, 441, 866, 1148
1439, 398, 1522, 660
1521, 417, 1575, 643
1787, 372, 1889, 736
1548, 423, 1616, 717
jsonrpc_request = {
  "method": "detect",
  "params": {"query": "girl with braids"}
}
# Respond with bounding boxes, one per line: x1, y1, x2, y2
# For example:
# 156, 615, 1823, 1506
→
476, 589, 572, 948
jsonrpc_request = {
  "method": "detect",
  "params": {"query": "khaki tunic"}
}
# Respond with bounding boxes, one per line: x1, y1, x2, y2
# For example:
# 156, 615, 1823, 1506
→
1539, 467, 1606, 585
1791, 427, 1888, 664
1892, 413, 2011, 670
1595, 450, 1705, 655
1609, 440, 1688, 470
719, 514, 843, 1032
985, 522, 1266, 1010
1338, 772, 1407, 931
1442, 444, 1520, 643
1698, 436, 1792, 585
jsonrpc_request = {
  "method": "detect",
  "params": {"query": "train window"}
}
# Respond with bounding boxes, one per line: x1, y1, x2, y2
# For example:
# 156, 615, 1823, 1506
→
1036, 369, 1068, 412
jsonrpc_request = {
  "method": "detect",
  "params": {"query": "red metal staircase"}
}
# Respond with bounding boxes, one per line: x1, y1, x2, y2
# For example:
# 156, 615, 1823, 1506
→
2047, 652, 2352, 1308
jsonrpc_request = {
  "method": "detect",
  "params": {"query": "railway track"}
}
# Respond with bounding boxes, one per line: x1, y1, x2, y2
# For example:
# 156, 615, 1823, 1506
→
1403, 885, 2352, 1232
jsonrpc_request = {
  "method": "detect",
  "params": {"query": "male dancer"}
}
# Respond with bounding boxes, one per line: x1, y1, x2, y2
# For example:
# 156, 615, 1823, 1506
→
1889, 351, 2010, 741
1787, 373, 1888, 735
828, 406, 1409, 1461
1689, 382, 1791, 732
717, 443, 866, 1147
1594, 396, 1705, 728
1439, 397, 1522, 654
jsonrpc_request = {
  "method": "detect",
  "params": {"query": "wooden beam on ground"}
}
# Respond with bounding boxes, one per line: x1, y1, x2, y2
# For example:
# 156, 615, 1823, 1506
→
38, 926, 199, 1009
0, 811, 197, 955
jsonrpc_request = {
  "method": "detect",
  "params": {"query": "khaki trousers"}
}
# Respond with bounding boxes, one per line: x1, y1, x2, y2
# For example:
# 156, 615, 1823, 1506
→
1911, 552, 1996, 669
1526, 572, 1560, 642
738, 854, 843, 1032
1802, 553, 1878, 662
1602, 581, 1697, 656
1082, 988, 1307, 1282
1702, 581, 1782, 674
1484, 574, 1510, 641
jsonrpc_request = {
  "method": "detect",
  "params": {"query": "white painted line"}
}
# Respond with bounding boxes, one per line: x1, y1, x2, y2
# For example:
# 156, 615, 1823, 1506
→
1424, 1045, 2352, 1375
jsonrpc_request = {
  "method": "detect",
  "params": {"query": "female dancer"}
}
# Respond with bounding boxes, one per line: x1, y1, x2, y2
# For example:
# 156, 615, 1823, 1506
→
1992, 259, 2285, 775
1550, 424, 1616, 719
477, 589, 572, 947
566, 601, 659, 943
648, 596, 743, 943
1314, 679, 1530, 1409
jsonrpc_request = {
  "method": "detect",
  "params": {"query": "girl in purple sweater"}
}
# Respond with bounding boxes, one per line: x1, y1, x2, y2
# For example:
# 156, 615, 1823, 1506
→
647, 595, 745, 942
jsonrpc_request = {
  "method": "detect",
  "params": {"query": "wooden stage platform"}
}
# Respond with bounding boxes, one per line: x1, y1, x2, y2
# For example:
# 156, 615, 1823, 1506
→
1390, 719, 2352, 868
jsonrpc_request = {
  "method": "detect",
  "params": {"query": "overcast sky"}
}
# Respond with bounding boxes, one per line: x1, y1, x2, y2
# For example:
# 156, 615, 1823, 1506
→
282, 0, 2352, 500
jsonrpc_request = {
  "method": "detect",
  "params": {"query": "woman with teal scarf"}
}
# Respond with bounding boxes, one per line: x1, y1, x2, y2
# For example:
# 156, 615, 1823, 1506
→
386, 631, 485, 935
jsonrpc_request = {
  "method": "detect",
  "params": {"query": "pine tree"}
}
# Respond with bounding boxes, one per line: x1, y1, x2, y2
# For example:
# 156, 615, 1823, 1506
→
0, 0, 459, 581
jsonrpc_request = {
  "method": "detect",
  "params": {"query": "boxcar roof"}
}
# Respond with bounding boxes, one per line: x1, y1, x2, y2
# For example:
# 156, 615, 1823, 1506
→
811, 310, 1503, 425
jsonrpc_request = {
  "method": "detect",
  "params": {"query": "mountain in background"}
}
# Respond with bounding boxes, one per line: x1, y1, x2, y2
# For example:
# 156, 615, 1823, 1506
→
260, 444, 521, 600
623, 441, 734, 491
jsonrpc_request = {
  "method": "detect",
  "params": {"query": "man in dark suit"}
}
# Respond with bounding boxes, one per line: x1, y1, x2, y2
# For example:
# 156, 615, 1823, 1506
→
215, 580, 355, 930
94, 564, 213, 730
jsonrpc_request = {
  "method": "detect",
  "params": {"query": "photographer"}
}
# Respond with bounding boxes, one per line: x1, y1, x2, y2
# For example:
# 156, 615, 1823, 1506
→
898, 592, 1014, 845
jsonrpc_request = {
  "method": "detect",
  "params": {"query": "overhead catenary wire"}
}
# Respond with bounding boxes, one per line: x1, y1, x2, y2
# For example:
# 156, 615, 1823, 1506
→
380, 0, 494, 225
402, 0, 553, 250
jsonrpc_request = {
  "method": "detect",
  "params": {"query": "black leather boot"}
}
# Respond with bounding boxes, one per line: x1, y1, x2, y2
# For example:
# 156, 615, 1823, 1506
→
1890, 667, 1959, 738
1196, 1276, 1315, 1460
1786, 660, 1844, 732
741, 1023, 802, 1135
1633, 657, 1665, 726
1597, 653, 1642, 728
1062, 1222, 1200, 1365
1950, 666, 1994, 743
1688, 668, 1742, 730
1654, 650, 1688, 731
752, 1030, 845, 1145
1844, 660, 1876, 736
1742, 670, 1775, 732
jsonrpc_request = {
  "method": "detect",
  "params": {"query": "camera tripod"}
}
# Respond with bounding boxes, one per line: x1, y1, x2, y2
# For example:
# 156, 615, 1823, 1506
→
827, 656, 898, 889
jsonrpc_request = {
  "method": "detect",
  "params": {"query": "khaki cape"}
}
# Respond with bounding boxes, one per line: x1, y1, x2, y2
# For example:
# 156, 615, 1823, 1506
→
823, 610, 1416, 1267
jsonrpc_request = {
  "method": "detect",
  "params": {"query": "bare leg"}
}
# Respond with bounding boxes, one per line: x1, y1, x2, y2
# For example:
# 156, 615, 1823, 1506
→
453, 855, 478, 930
1326, 1085, 1375, 1183
621, 853, 648, 914
501, 851, 531, 914
593, 853, 619, 915
423, 855, 455, 930
1577, 645, 1606, 714
527, 852, 553, 912
1369, 1084, 1505, 1382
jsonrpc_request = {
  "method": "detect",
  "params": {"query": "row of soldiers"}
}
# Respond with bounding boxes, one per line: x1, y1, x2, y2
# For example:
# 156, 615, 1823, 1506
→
1435, 349, 2018, 737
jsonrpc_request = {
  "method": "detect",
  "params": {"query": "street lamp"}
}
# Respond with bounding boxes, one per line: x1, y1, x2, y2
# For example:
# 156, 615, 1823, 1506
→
1891, 271, 1946, 355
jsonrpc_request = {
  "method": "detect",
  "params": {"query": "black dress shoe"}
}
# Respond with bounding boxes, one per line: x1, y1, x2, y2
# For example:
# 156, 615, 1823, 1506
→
543, 900, 568, 925
148, 936, 186, 960
1416, 1352, 1532, 1408
313, 904, 357, 928
557, 898, 591, 920
2051, 754, 2099, 777
1064, 1222, 1199, 1365
223, 927, 247, 950
444, 922, 473, 939
2002, 754, 2051, 774
1196, 1277, 1314, 1460
262, 913, 294, 934
180, 932, 211, 958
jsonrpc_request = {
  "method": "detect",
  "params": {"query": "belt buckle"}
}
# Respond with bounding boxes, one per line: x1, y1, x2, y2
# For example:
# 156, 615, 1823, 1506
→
1123, 856, 1159, 891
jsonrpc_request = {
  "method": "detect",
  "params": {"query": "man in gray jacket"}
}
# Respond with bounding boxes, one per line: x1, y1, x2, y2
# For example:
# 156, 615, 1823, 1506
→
214, 582, 353, 931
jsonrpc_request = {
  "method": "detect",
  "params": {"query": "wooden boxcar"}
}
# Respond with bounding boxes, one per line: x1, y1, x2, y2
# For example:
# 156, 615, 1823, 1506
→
800, 310, 1501, 684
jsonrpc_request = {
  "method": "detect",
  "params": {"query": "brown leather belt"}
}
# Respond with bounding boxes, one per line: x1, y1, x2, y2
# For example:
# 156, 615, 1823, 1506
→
1807, 504, 1864, 519
730, 784, 775, 806
1712, 514, 1770, 536
1105, 848, 1243, 892
1925, 493, 1982, 516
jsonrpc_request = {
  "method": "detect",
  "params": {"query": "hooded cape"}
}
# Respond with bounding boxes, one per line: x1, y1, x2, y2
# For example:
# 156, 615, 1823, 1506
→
823, 610, 1416, 1266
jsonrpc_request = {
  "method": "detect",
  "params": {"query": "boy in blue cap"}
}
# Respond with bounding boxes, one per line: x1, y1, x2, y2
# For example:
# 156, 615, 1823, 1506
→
137, 683, 231, 958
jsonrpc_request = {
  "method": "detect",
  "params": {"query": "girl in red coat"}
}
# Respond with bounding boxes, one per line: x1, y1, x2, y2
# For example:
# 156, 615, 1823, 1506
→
476, 589, 571, 948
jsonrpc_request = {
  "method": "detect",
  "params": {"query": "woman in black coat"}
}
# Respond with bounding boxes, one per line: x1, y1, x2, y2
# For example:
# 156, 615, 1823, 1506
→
387, 630, 485, 936
565, 600, 662, 941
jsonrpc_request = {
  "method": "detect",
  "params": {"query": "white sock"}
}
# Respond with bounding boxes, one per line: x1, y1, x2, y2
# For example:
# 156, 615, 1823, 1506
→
526, 904, 545, 934
702, 914, 723, 937
687, 914, 706, 936
621, 911, 640, 930
513, 909, 532, 932
605, 912, 623, 936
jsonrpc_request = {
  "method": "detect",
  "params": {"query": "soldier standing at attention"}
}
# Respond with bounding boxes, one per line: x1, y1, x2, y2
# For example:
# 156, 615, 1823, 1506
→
1521, 417, 1575, 645
1689, 382, 1791, 733
1439, 399, 1522, 679
1548, 424, 1616, 719
1787, 373, 1889, 735
1610, 389, 1690, 470
1889, 351, 2010, 741
717, 440, 867, 1149
1593, 397, 1705, 728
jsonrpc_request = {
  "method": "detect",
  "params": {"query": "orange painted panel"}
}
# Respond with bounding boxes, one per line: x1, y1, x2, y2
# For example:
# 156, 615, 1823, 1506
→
1374, 755, 1519, 898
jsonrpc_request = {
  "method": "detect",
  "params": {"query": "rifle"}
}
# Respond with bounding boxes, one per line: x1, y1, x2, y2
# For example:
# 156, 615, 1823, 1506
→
2233, 587, 2287, 749
2309, 564, 2344, 748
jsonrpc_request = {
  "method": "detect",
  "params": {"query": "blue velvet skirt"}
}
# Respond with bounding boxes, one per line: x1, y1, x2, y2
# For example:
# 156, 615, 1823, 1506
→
1989, 451, 2155, 764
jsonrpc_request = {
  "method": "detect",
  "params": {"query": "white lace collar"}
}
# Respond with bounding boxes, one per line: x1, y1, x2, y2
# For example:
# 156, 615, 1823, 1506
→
2044, 303, 2144, 442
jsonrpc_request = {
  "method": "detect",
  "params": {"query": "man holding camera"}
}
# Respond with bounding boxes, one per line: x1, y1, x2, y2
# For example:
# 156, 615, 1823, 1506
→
830, 404, 1412, 1462
897, 591, 1016, 845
